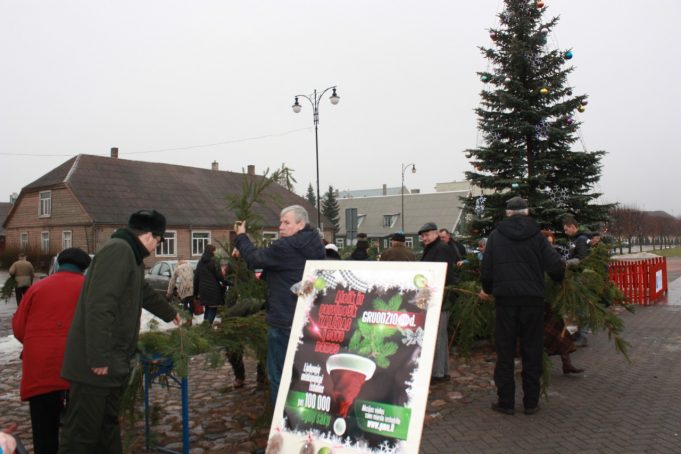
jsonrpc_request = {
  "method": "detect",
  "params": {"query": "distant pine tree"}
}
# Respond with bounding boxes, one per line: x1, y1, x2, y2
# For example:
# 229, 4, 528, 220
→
464, 0, 611, 236
321, 185, 340, 233
305, 182, 317, 208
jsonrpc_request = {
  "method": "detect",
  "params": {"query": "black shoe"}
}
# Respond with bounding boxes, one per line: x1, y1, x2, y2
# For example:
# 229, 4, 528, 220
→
491, 402, 514, 415
430, 375, 450, 385
524, 406, 539, 415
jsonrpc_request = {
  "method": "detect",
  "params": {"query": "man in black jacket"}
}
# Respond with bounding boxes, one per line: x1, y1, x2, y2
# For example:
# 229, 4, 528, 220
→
419, 222, 458, 384
233, 205, 325, 405
480, 197, 565, 415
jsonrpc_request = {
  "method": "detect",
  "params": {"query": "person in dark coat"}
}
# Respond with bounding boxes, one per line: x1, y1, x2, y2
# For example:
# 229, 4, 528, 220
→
13, 248, 91, 454
193, 244, 227, 325
59, 210, 180, 453
233, 205, 326, 405
563, 215, 591, 346
379, 232, 416, 261
349, 239, 370, 260
563, 215, 590, 265
480, 197, 565, 416
418, 222, 458, 383
438, 228, 465, 261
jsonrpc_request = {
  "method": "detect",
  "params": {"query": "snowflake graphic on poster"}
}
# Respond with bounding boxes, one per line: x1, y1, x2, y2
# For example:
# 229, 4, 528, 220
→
402, 327, 424, 347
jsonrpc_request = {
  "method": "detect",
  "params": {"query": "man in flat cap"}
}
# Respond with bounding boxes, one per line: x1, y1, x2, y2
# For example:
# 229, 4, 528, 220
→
480, 196, 565, 416
380, 232, 416, 261
13, 248, 91, 454
418, 222, 458, 384
59, 210, 180, 453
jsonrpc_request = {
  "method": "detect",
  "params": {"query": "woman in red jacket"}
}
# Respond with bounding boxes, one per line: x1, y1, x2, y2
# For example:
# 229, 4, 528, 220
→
12, 248, 91, 454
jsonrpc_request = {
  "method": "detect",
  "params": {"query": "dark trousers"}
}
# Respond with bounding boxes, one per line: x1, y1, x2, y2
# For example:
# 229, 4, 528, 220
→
227, 351, 267, 382
204, 306, 218, 324
58, 382, 126, 454
29, 391, 65, 454
16, 286, 29, 306
181, 296, 194, 315
494, 305, 544, 409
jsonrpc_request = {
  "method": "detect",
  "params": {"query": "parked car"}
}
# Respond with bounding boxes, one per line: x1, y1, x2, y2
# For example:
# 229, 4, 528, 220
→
145, 260, 198, 296
45, 253, 95, 277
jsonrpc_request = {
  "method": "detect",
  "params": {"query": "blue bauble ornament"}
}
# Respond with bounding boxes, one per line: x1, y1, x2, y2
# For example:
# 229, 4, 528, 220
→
564, 51, 573, 60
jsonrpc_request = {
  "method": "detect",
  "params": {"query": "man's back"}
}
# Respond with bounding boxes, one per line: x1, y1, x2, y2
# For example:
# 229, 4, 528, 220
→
481, 215, 564, 301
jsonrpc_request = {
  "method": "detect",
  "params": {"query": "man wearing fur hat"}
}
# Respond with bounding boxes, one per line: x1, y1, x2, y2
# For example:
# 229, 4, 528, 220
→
480, 196, 565, 416
59, 210, 180, 453
379, 232, 416, 261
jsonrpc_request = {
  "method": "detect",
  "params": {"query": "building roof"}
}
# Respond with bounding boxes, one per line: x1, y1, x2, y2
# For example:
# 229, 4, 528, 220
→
338, 186, 407, 198
18, 154, 323, 228
0, 202, 11, 236
337, 190, 468, 237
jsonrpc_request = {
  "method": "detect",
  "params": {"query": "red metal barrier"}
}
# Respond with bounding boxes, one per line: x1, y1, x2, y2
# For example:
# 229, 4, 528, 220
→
608, 256, 668, 305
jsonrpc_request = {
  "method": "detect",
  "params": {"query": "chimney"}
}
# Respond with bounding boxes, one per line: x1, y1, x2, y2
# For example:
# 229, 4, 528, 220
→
211, 161, 219, 171
110, 147, 118, 158
247, 165, 255, 175
382, 184, 387, 196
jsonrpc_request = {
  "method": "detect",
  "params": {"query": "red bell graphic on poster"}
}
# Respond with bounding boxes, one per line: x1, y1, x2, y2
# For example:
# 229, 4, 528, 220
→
327, 353, 377, 434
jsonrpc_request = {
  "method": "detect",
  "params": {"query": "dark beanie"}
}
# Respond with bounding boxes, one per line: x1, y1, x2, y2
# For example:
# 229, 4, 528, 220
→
57, 248, 92, 271
128, 209, 166, 238
391, 232, 406, 242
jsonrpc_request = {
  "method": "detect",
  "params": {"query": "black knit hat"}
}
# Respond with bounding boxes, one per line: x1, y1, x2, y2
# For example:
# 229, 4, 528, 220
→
128, 209, 166, 238
57, 248, 92, 271
391, 232, 406, 242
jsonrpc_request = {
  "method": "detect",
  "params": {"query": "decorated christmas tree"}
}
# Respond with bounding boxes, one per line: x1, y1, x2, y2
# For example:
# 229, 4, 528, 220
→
464, 0, 611, 236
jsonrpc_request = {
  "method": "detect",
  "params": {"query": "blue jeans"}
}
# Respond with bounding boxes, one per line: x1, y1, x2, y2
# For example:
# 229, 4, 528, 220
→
267, 326, 291, 406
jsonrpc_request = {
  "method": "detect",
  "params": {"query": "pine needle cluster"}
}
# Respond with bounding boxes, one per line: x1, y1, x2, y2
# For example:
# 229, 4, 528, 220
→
348, 294, 402, 368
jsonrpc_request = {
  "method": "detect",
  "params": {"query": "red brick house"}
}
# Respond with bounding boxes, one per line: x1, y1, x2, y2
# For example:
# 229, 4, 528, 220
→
2, 152, 328, 266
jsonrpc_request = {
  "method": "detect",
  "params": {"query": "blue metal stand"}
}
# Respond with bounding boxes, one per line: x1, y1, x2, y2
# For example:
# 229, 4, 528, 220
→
142, 356, 190, 454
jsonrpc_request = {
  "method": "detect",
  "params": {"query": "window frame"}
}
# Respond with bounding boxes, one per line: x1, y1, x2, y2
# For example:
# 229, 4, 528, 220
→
20, 232, 28, 250
156, 230, 177, 257
62, 230, 73, 249
191, 231, 211, 256
39, 190, 52, 217
262, 231, 279, 247
41, 231, 50, 254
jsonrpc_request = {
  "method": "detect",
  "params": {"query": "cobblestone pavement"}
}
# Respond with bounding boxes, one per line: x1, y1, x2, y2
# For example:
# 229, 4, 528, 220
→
2, 261, 681, 453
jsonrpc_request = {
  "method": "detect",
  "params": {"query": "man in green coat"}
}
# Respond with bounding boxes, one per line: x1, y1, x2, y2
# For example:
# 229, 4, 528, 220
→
59, 210, 180, 454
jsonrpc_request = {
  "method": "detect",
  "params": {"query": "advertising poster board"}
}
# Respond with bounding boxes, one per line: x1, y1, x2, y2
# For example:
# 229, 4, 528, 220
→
266, 260, 447, 453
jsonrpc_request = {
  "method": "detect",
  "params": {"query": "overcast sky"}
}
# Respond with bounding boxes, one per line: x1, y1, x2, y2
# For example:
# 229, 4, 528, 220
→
1, 0, 679, 216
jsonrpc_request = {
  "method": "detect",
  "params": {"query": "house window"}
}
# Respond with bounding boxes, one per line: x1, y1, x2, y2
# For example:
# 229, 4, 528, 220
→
192, 231, 211, 256
62, 231, 73, 249
39, 191, 52, 217
383, 238, 390, 249
262, 231, 279, 247
406, 237, 414, 248
156, 231, 176, 257
383, 214, 398, 228
41, 231, 50, 253
20, 232, 28, 250
335, 238, 345, 249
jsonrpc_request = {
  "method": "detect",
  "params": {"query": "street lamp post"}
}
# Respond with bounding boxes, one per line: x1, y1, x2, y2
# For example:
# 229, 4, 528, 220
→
292, 86, 340, 229
401, 163, 416, 232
